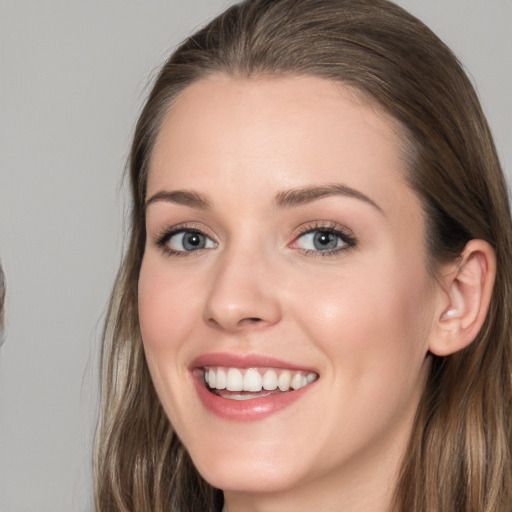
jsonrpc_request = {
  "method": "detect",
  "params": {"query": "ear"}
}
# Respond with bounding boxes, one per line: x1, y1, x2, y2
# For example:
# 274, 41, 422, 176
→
429, 239, 496, 357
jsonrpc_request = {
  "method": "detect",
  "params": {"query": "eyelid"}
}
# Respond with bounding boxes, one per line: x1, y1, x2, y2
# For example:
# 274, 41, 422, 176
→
154, 221, 217, 239
154, 222, 219, 255
288, 221, 357, 255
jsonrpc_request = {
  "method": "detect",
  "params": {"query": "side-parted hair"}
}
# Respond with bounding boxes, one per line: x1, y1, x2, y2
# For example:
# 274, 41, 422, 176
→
94, 1, 512, 511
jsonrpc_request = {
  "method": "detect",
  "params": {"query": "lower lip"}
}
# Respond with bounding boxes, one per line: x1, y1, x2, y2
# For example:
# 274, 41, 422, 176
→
193, 376, 314, 422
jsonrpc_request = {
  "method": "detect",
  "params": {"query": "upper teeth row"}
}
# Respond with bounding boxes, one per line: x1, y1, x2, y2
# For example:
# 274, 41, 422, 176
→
204, 367, 317, 392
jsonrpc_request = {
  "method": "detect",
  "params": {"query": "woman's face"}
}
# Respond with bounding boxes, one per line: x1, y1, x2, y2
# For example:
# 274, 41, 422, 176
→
139, 75, 441, 502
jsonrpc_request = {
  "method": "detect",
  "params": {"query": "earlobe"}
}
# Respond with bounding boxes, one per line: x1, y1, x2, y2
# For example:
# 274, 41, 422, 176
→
429, 239, 496, 357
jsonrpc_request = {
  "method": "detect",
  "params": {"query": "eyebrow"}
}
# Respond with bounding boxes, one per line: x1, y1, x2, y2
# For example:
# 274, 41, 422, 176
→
145, 190, 211, 210
145, 183, 382, 214
274, 184, 383, 213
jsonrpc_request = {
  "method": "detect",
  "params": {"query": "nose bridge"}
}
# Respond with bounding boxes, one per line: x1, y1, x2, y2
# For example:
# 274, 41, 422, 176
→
203, 240, 282, 332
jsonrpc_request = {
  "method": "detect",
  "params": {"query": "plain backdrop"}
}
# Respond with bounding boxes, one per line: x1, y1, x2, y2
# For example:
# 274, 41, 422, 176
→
0, 1, 510, 511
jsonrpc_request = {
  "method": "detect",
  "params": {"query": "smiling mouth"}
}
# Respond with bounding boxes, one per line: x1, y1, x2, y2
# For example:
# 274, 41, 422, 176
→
203, 367, 318, 400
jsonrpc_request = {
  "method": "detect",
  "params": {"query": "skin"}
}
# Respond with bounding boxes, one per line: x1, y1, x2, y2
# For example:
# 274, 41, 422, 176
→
138, 74, 446, 512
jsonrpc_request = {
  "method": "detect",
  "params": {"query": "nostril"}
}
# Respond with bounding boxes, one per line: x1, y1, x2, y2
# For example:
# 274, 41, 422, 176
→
205, 315, 265, 332
241, 317, 263, 325
205, 316, 263, 332
206, 317, 221, 328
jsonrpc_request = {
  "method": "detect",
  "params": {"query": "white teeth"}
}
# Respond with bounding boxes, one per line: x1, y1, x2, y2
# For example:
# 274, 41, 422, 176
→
208, 368, 216, 389
278, 370, 291, 391
243, 368, 263, 392
262, 369, 278, 390
291, 372, 303, 390
226, 368, 243, 391
204, 366, 318, 394
215, 368, 227, 390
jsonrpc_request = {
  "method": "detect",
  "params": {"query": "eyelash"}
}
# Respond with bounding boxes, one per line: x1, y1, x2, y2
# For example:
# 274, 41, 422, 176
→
155, 225, 217, 257
290, 221, 357, 257
154, 222, 357, 257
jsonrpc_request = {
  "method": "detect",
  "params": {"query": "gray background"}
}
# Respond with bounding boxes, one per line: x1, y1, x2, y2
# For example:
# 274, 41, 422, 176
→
0, 1, 510, 511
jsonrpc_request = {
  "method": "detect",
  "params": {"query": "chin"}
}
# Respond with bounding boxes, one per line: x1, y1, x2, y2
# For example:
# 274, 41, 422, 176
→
202, 466, 302, 495
188, 443, 306, 494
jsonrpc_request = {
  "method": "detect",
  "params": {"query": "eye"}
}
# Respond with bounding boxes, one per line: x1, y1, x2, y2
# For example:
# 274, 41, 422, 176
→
291, 225, 356, 255
157, 228, 217, 255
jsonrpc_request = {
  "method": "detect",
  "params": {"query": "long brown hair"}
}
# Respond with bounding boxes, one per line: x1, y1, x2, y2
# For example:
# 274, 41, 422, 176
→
94, 1, 512, 510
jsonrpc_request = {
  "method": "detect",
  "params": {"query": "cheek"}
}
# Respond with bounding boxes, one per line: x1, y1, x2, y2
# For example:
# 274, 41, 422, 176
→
288, 258, 434, 382
257, 257, 435, 471
138, 254, 203, 353
137, 254, 206, 430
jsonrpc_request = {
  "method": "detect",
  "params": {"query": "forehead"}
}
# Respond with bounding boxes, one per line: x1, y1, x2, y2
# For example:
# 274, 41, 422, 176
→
148, 74, 417, 220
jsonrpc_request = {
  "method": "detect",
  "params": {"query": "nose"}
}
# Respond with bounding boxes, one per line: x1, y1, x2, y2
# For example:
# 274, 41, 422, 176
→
203, 248, 282, 333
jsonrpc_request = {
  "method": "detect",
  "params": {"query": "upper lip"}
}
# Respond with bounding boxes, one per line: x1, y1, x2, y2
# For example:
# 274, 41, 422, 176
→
190, 352, 319, 373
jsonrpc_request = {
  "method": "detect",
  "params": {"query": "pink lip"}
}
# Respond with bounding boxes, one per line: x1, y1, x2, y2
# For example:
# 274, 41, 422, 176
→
190, 352, 318, 372
190, 352, 318, 422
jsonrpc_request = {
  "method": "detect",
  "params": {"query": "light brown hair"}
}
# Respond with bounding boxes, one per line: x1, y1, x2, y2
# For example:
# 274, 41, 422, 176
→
94, 1, 512, 510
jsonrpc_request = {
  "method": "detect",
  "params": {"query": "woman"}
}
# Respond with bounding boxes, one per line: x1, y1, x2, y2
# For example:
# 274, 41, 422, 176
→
94, 0, 512, 510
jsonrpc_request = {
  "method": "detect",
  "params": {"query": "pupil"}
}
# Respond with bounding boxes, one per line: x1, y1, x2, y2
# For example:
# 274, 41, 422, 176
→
313, 231, 336, 250
184, 232, 204, 250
